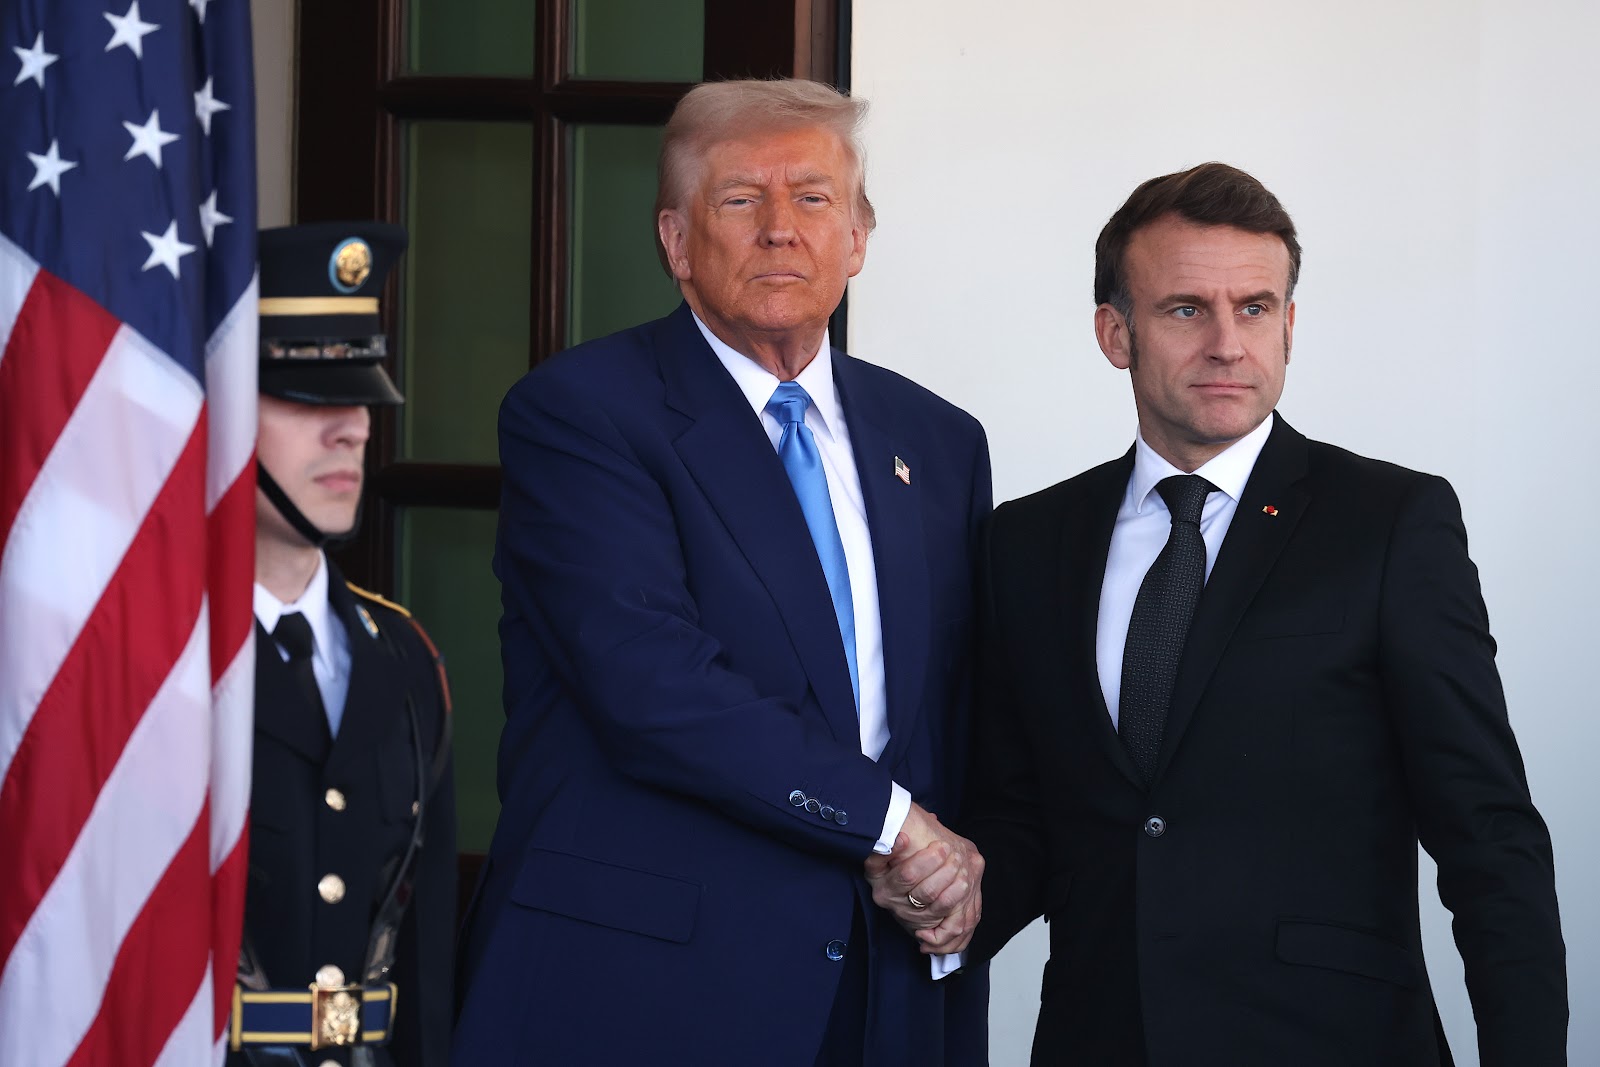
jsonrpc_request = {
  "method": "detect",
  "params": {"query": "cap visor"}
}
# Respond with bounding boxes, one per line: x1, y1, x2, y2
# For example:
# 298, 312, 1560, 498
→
260, 361, 404, 406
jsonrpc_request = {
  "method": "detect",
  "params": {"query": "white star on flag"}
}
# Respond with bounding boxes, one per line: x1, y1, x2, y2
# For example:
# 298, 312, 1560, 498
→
104, 1, 159, 59
26, 139, 79, 196
140, 220, 197, 278
123, 110, 180, 168
190, 0, 213, 24
194, 77, 231, 135
198, 190, 233, 247
12, 31, 58, 88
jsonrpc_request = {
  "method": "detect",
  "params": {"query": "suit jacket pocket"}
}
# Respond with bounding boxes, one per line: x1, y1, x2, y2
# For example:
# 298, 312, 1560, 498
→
1275, 919, 1418, 988
512, 848, 701, 944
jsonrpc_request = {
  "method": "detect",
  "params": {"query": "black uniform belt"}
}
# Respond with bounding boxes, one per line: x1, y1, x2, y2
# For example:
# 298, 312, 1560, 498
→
229, 982, 397, 1050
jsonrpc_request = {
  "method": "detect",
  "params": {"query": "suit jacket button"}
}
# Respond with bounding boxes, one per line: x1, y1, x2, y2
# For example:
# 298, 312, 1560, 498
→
833, 810, 848, 825
789, 790, 807, 807
820, 805, 835, 820
825, 939, 847, 961
1144, 816, 1166, 838
805, 798, 822, 814
317, 873, 346, 903
324, 787, 346, 812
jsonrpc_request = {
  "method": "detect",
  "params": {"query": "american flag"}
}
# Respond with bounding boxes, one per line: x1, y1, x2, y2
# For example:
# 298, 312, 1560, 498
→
0, 2, 256, 1064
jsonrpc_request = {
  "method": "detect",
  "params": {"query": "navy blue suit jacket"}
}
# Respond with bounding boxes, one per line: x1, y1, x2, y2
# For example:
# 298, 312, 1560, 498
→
455, 305, 992, 1065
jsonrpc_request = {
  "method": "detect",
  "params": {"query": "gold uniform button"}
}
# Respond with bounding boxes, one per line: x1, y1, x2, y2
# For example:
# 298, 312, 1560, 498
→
317, 873, 346, 904
314, 963, 346, 989
324, 787, 346, 812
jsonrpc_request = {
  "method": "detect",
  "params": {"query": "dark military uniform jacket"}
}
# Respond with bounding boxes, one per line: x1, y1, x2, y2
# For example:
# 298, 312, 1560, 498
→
234, 559, 455, 1067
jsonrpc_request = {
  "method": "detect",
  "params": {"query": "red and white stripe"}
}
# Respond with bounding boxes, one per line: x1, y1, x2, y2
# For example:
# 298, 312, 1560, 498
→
0, 232, 256, 1066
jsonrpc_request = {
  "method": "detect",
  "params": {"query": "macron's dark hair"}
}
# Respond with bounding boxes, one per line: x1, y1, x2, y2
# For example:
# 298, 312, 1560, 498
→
1094, 162, 1300, 314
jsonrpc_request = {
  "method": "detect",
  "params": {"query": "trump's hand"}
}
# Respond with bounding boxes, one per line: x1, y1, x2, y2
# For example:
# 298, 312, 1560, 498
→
864, 803, 983, 954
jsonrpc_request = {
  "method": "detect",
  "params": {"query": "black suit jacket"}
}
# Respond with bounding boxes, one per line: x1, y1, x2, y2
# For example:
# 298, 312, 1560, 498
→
964, 415, 1565, 1066
236, 561, 455, 1067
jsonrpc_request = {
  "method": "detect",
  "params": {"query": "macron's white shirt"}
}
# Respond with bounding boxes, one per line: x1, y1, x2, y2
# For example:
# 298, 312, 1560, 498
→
1096, 416, 1274, 725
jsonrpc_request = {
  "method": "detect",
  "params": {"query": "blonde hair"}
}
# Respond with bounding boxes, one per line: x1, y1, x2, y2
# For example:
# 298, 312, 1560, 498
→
654, 79, 876, 273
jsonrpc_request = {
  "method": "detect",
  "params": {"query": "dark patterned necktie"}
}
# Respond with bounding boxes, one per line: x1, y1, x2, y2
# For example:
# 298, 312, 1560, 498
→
272, 611, 326, 722
1119, 474, 1217, 783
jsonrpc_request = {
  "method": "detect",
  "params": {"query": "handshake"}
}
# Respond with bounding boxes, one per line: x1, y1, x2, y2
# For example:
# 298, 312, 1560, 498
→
863, 802, 984, 955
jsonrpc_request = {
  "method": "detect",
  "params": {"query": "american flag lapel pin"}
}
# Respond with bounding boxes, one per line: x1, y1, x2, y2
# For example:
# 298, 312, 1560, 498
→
894, 456, 911, 485
1261, 505, 1279, 517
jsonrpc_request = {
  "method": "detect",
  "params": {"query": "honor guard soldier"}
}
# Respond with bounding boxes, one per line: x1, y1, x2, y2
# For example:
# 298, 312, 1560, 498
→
232, 222, 455, 1067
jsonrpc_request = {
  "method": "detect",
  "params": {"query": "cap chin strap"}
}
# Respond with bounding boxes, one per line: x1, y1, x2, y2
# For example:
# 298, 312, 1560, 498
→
257, 463, 362, 550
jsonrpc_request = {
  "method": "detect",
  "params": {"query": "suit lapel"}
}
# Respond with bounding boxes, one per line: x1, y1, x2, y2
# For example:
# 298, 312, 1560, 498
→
325, 568, 407, 778
1155, 415, 1310, 781
254, 618, 331, 764
660, 307, 860, 745
1065, 451, 1148, 788
833, 353, 929, 768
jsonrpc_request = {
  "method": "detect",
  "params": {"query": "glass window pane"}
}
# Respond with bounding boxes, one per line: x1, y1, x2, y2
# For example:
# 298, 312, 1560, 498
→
568, 123, 682, 346
408, 0, 536, 76
397, 507, 502, 852
403, 121, 533, 464
570, 0, 703, 82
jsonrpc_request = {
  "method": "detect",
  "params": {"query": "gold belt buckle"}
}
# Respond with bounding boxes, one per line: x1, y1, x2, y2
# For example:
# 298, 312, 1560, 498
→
309, 965, 362, 1050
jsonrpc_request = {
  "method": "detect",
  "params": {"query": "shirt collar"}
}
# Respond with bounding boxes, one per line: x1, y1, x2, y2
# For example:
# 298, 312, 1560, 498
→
693, 311, 844, 442
1129, 413, 1276, 514
253, 552, 337, 665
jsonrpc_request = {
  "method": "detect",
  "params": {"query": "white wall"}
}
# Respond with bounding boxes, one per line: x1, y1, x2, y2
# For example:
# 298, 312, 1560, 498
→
852, 3, 1598, 1064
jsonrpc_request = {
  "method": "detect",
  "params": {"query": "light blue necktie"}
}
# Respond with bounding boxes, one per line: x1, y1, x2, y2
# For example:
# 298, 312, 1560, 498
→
766, 382, 859, 713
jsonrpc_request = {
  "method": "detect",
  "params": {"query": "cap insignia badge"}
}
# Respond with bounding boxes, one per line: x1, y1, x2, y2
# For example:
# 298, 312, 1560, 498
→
329, 237, 372, 293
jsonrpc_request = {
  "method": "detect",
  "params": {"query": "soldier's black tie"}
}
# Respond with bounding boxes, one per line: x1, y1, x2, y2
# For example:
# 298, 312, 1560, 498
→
272, 611, 326, 721
1119, 474, 1218, 783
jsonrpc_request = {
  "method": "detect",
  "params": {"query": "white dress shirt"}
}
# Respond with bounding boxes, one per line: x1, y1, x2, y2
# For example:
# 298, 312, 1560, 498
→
1096, 416, 1275, 725
254, 552, 351, 736
693, 314, 912, 851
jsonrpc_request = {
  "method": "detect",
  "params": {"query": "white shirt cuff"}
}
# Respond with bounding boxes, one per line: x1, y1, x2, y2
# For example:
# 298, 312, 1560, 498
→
931, 950, 967, 980
872, 782, 912, 854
